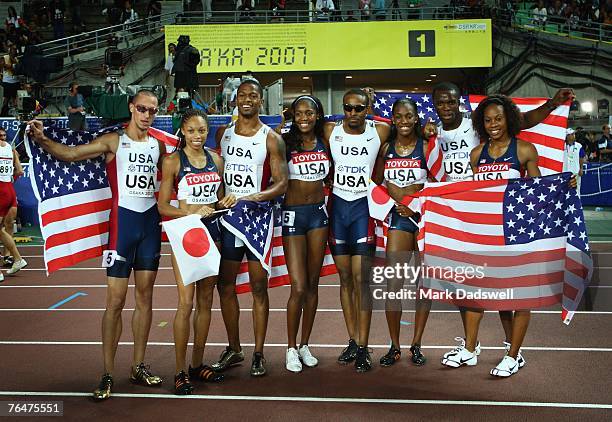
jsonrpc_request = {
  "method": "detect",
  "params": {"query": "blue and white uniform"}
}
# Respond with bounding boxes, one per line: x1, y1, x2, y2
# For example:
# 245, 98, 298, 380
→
329, 120, 380, 256
438, 118, 480, 181
384, 137, 427, 233
176, 148, 222, 242
105, 132, 161, 278
219, 123, 271, 261
282, 138, 330, 236
474, 138, 522, 181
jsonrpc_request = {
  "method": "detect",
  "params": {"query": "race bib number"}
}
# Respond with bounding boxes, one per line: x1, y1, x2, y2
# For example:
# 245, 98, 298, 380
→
282, 210, 296, 227
102, 250, 118, 268
0, 157, 12, 177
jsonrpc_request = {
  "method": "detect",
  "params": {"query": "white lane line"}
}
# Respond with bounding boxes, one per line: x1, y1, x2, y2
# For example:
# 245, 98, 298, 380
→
20, 254, 173, 258
0, 391, 610, 409
17, 267, 174, 271
0, 341, 611, 352
0, 308, 611, 315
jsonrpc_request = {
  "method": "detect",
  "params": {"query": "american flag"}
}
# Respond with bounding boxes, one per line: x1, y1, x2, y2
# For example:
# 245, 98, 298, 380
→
222, 200, 337, 293
415, 173, 591, 324
25, 124, 179, 274
373, 92, 569, 179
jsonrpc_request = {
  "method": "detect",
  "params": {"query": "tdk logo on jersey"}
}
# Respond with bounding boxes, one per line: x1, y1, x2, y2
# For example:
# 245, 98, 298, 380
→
128, 164, 136, 172
226, 146, 253, 159
340, 146, 368, 155
226, 163, 254, 172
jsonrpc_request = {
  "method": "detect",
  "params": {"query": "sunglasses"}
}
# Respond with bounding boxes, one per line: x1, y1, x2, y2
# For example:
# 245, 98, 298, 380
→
343, 104, 367, 113
134, 104, 159, 115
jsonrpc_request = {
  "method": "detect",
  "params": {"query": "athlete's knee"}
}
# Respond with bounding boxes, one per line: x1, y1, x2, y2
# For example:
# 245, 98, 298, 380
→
134, 285, 154, 307
289, 283, 307, 303
106, 295, 126, 314
196, 282, 215, 309
250, 280, 268, 301
217, 280, 236, 299
176, 298, 194, 316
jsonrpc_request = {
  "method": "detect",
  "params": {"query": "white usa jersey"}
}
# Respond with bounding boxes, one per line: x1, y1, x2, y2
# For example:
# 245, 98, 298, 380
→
0, 143, 14, 182
220, 123, 271, 198
438, 117, 480, 181
330, 120, 380, 201
107, 133, 160, 212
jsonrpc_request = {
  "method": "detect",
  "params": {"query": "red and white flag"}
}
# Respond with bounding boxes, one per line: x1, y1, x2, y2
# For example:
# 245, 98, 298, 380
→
367, 181, 395, 221
162, 214, 220, 285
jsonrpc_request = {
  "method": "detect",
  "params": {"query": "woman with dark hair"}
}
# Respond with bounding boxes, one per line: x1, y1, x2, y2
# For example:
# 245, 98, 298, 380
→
283, 95, 330, 373
5, 7, 25, 31
442, 94, 547, 377
158, 109, 224, 394
373, 98, 429, 367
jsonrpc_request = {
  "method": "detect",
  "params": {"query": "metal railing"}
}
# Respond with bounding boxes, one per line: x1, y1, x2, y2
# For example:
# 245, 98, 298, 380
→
493, 8, 611, 44
35, 12, 178, 58
33, 5, 610, 60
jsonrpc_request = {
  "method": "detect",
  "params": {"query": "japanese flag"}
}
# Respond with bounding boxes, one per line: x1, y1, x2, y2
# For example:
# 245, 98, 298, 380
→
367, 181, 395, 221
162, 214, 221, 285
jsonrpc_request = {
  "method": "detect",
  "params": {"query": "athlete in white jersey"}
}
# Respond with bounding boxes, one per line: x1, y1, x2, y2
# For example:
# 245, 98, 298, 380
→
324, 88, 391, 373
0, 128, 25, 281
28, 90, 167, 400
212, 79, 288, 377
424, 82, 576, 356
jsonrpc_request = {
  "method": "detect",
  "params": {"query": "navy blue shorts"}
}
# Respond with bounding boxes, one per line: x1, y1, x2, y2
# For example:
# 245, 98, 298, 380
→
220, 225, 258, 262
388, 210, 420, 233
106, 205, 161, 278
282, 202, 328, 236
329, 195, 375, 256
202, 216, 222, 243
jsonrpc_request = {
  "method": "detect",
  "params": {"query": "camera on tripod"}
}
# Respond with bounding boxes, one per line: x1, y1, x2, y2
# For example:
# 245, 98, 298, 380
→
104, 36, 125, 95
16, 89, 39, 121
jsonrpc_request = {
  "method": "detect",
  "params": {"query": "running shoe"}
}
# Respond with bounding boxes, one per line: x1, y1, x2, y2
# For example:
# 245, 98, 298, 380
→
189, 364, 224, 383
443, 337, 481, 359
337, 339, 358, 365
503, 341, 526, 368
410, 344, 427, 366
441, 346, 477, 368
286, 347, 302, 373
355, 346, 372, 373
379, 345, 401, 367
174, 370, 194, 395
298, 345, 318, 368
92, 373, 113, 401
6, 258, 27, 275
211, 346, 245, 372
2, 255, 12, 267
0, 271, 4, 283
490, 355, 519, 377
251, 352, 267, 377
129, 363, 162, 386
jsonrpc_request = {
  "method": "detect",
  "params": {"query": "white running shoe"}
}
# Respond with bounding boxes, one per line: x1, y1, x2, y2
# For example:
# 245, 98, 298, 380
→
286, 348, 302, 373
441, 346, 477, 368
490, 355, 519, 377
503, 341, 526, 368
298, 345, 318, 368
443, 337, 481, 359
6, 259, 27, 275
0, 271, 4, 282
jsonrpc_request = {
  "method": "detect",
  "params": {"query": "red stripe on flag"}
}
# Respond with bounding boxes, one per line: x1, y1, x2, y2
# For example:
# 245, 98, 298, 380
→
425, 201, 504, 225
540, 114, 569, 128
427, 222, 505, 245
563, 282, 579, 301
47, 245, 106, 273
45, 222, 109, 249
425, 245, 566, 266
41, 199, 112, 226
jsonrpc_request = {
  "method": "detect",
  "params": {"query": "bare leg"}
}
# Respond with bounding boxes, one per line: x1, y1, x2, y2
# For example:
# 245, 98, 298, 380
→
300, 227, 327, 345
508, 310, 530, 358
191, 276, 216, 368
132, 270, 157, 365
499, 311, 514, 343
249, 260, 269, 354
101, 276, 129, 374
217, 259, 242, 352
284, 235, 307, 349
352, 254, 372, 347
172, 252, 195, 373
464, 308, 484, 352
333, 254, 357, 341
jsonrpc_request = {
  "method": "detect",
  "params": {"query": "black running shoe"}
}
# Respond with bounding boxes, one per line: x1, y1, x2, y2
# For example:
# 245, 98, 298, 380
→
410, 344, 427, 366
355, 346, 372, 373
251, 352, 266, 377
92, 373, 113, 401
2, 256, 12, 268
174, 370, 194, 395
189, 364, 224, 383
337, 339, 358, 365
379, 345, 401, 367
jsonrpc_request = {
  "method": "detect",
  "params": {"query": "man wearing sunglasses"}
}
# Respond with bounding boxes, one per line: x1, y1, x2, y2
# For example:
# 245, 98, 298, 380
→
324, 88, 390, 372
28, 90, 167, 400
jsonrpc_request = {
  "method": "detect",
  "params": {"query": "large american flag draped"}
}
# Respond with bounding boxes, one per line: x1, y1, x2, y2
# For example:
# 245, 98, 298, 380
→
373, 92, 569, 178
413, 173, 591, 324
25, 124, 179, 274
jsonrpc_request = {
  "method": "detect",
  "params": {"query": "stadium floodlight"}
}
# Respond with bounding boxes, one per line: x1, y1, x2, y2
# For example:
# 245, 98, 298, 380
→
581, 101, 593, 113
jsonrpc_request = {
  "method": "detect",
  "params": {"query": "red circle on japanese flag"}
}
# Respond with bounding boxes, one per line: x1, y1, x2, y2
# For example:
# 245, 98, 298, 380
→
372, 185, 390, 205
182, 228, 210, 257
